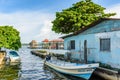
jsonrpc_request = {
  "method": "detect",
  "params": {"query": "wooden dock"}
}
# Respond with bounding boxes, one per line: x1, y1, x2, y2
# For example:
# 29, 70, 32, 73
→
31, 50, 47, 58
90, 67, 120, 80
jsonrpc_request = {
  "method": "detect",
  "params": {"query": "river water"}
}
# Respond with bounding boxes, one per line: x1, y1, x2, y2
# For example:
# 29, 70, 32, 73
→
0, 46, 85, 80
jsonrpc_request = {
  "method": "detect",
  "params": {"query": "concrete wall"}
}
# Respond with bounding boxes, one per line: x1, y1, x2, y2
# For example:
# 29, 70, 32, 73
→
64, 20, 120, 68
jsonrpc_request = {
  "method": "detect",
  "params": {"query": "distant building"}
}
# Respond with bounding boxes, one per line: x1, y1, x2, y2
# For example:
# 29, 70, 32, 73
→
50, 39, 64, 49
42, 38, 64, 49
42, 39, 49, 49
29, 40, 38, 48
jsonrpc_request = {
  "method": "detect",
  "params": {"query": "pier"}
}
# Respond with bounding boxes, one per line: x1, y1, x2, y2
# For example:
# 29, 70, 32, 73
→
0, 51, 6, 65
90, 67, 120, 80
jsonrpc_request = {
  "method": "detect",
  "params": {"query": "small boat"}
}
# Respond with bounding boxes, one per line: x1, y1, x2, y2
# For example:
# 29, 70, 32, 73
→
44, 60, 99, 80
8, 51, 20, 62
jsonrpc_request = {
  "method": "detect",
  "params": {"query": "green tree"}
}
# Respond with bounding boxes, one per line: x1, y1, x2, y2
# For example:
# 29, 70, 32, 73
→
0, 26, 21, 50
52, 0, 116, 34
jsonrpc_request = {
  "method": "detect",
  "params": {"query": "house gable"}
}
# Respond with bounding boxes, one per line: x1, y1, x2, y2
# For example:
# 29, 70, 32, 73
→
80, 20, 120, 35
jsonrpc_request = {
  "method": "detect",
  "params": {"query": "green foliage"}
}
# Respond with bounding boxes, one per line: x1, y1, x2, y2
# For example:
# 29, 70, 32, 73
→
0, 64, 20, 80
99, 62, 112, 69
52, 0, 116, 34
49, 52, 64, 60
0, 26, 21, 50
37, 50, 47, 53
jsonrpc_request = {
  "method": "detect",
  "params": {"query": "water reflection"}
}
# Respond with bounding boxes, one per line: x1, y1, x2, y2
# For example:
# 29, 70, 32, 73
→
0, 62, 20, 80
44, 66, 70, 80
0, 46, 85, 80
19, 47, 53, 80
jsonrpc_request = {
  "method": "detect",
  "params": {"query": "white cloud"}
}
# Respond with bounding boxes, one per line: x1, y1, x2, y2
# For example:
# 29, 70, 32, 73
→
3, 2, 120, 44
35, 20, 63, 41
105, 3, 120, 18
0, 11, 62, 43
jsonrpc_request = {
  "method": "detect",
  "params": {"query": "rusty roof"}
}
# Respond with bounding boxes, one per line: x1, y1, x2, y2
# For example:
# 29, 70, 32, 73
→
50, 38, 64, 42
42, 39, 49, 42
61, 18, 120, 39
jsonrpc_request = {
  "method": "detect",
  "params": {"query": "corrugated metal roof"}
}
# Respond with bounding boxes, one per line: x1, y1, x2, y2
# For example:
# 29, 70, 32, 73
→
61, 18, 120, 39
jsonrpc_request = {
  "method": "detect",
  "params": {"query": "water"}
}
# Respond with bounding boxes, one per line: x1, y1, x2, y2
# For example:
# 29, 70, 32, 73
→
0, 46, 85, 80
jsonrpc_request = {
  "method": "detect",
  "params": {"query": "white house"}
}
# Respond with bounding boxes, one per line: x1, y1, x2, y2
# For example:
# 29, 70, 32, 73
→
62, 18, 120, 68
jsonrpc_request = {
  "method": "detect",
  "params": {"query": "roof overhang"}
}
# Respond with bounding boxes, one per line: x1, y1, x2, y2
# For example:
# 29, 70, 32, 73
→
61, 18, 120, 39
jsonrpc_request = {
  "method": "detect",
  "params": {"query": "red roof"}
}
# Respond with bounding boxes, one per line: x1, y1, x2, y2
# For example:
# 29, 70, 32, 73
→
42, 39, 49, 42
50, 38, 64, 42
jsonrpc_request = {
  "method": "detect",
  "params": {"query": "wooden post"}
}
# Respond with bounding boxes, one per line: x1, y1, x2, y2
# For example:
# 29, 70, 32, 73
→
84, 40, 87, 64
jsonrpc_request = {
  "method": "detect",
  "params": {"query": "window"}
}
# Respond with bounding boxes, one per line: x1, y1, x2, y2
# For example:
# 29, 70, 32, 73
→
100, 38, 110, 51
70, 40, 75, 49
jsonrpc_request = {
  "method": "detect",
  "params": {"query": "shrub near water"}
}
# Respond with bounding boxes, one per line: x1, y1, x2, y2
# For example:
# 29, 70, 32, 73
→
99, 62, 120, 71
49, 52, 65, 60
37, 50, 47, 53
0, 65, 20, 80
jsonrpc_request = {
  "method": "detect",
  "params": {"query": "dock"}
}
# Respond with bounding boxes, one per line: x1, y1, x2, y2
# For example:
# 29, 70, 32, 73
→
90, 67, 120, 80
31, 50, 47, 58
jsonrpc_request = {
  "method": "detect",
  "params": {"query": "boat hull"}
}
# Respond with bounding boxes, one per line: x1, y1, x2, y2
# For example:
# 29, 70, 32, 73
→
10, 57, 21, 62
8, 51, 21, 63
44, 61, 99, 80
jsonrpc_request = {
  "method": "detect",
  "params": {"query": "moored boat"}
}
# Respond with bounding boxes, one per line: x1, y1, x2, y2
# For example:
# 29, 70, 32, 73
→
44, 60, 99, 80
8, 51, 20, 62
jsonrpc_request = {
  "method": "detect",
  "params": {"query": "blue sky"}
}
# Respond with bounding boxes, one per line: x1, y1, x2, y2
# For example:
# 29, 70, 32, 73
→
0, 0, 120, 43
0, 0, 80, 13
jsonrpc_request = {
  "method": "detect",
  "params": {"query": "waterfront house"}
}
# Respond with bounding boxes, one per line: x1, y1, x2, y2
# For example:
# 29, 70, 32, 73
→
29, 40, 38, 48
50, 39, 64, 49
42, 39, 49, 49
62, 18, 120, 68
42, 38, 64, 49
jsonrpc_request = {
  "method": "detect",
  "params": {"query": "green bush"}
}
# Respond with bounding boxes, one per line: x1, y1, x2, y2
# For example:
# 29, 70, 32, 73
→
37, 50, 47, 53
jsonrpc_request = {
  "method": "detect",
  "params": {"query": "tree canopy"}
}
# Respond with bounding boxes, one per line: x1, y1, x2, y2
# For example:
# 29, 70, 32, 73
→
0, 26, 21, 50
52, 0, 116, 34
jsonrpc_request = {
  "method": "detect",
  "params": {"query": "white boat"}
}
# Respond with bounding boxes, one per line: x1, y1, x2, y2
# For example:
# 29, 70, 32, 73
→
44, 60, 99, 80
8, 51, 21, 62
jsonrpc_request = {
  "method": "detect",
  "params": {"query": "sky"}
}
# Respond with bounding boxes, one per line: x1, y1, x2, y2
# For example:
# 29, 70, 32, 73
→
0, 0, 120, 43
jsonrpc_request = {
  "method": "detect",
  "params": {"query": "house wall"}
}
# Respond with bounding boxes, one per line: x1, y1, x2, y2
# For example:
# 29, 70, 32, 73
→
64, 20, 120, 68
